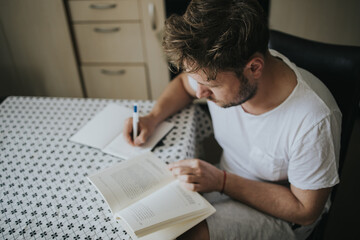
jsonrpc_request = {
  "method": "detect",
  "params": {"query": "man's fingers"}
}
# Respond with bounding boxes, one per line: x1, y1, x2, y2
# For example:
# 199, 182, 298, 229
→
179, 182, 200, 192
171, 166, 195, 176
124, 118, 133, 133
123, 118, 135, 145
169, 159, 201, 169
178, 174, 198, 183
134, 126, 149, 146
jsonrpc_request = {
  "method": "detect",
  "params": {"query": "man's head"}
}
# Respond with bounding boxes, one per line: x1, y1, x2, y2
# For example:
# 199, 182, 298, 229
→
163, 0, 269, 80
188, 69, 258, 108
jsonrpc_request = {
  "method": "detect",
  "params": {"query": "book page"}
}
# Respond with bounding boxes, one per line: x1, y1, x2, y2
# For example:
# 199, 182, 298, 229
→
118, 205, 215, 240
69, 104, 132, 149
116, 180, 211, 236
102, 121, 174, 159
88, 152, 173, 214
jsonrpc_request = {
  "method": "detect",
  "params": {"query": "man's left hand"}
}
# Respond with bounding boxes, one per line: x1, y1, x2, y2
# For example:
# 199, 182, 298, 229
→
168, 159, 224, 193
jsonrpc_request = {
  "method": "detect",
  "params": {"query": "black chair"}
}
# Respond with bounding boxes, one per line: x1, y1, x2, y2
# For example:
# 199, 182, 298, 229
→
269, 30, 360, 239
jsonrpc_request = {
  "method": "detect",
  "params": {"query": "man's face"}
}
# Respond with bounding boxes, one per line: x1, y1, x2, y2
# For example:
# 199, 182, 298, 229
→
189, 71, 257, 108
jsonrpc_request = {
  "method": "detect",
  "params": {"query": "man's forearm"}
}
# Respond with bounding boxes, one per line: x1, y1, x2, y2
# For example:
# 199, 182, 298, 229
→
224, 172, 331, 226
148, 73, 194, 125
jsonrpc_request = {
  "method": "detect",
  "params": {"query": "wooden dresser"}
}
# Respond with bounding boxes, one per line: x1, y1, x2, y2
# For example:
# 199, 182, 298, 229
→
0, 0, 170, 100
68, 0, 170, 100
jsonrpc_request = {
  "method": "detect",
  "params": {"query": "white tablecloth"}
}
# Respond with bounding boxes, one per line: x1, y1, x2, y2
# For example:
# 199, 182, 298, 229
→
0, 96, 212, 239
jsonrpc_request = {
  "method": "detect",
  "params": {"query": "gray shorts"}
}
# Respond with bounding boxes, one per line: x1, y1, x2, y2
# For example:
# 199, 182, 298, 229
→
204, 192, 299, 240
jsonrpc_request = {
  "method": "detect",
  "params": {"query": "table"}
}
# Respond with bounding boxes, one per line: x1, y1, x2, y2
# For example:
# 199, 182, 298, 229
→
0, 96, 213, 239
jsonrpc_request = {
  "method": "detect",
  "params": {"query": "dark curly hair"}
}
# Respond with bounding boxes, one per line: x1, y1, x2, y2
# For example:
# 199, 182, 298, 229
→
163, 0, 269, 80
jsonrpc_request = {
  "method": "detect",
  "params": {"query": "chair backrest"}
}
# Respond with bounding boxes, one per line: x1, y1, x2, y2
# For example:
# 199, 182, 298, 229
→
268, 30, 360, 177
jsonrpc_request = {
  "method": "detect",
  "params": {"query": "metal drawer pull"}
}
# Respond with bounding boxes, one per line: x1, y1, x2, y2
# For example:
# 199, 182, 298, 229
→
94, 27, 120, 33
148, 3, 157, 30
90, 4, 117, 10
101, 69, 126, 75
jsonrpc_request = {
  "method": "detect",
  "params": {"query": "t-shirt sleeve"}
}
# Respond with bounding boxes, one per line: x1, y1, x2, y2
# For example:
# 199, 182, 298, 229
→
187, 75, 198, 92
288, 111, 341, 190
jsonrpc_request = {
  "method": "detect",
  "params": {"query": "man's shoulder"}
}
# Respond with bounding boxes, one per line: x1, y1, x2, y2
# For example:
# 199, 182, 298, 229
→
285, 67, 341, 130
270, 49, 340, 118
296, 67, 340, 114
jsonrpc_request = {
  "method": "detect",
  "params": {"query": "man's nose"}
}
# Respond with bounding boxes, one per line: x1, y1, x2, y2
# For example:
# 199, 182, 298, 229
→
196, 84, 211, 99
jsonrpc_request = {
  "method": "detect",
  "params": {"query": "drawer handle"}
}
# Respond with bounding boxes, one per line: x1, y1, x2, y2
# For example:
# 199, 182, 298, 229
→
89, 4, 117, 10
94, 27, 120, 33
101, 69, 126, 76
148, 3, 157, 30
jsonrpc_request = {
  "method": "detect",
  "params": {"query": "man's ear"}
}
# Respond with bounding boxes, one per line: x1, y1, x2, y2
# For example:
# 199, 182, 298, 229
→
244, 55, 264, 79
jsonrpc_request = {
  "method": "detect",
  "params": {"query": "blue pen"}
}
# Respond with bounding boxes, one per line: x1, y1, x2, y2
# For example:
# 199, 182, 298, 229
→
133, 104, 139, 140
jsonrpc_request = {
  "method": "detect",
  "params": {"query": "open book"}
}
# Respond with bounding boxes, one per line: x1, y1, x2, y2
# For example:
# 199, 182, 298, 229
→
88, 152, 216, 240
69, 104, 174, 159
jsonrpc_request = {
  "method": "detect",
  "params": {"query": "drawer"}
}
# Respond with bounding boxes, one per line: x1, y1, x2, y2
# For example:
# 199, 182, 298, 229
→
82, 65, 149, 99
74, 23, 144, 63
69, 0, 140, 21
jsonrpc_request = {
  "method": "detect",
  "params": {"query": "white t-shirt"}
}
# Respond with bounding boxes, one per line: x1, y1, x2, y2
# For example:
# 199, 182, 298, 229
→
188, 50, 341, 190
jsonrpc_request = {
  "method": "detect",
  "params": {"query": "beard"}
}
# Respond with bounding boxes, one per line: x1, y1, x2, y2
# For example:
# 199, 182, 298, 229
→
209, 75, 258, 108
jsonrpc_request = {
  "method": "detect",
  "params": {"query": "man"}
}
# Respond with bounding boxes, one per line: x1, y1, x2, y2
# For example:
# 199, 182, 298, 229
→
124, 0, 341, 239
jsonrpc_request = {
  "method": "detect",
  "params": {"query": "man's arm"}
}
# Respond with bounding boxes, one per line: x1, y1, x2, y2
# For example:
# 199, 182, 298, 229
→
146, 72, 196, 128
169, 159, 331, 226
124, 73, 196, 145
225, 172, 331, 226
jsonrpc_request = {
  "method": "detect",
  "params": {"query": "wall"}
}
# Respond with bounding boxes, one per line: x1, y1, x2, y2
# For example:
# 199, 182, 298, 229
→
269, 0, 360, 46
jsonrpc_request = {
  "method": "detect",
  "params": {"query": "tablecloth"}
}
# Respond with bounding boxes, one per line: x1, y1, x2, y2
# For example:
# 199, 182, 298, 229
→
0, 96, 213, 240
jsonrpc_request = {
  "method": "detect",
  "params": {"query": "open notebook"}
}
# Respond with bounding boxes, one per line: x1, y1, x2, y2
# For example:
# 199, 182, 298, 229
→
69, 104, 174, 159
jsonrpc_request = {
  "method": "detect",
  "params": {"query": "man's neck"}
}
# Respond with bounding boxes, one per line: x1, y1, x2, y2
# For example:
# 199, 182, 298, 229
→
241, 53, 297, 115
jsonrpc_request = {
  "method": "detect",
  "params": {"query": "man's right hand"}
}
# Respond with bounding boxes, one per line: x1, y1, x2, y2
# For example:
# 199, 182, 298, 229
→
123, 115, 157, 146
123, 73, 195, 147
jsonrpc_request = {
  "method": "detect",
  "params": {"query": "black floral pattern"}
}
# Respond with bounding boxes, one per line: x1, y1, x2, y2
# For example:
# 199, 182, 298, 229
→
0, 96, 212, 239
